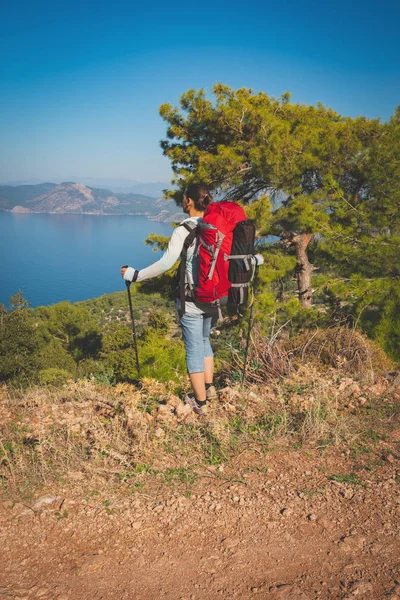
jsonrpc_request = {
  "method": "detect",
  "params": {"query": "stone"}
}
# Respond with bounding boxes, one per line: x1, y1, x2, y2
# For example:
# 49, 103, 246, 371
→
79, 554, 104, 572
274, 584, 311, 599
157, 405, 172, 417
221, 537, 240, 549
339, 535, 366, 552
175, 403, 192, 419
340, 489, 355, 500
307, 513, 317, 521
349, 581, 373, 595
31, 496, 64, 510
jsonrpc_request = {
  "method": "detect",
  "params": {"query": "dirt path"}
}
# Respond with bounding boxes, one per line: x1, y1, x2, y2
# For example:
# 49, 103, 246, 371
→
1, 445, 399, 600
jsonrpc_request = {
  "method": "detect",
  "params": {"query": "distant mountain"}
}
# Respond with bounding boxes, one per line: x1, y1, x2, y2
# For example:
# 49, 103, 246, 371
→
0, 183, 57, 210
0, 182, 184, 222
3, 179, 53, 186
2, 178, 172, 198
63, 178, 171, 197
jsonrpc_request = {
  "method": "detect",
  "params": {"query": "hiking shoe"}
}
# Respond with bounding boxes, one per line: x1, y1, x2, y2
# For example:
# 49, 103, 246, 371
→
184, 393, 207, 416
206, 384, 218, 401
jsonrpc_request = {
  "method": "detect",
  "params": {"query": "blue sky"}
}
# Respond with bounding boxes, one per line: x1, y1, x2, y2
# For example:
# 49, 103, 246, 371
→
1, 0, 399, 184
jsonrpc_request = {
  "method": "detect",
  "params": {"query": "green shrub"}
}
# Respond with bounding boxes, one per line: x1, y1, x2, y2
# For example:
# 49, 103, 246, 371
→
139, 331, 186, 382
36, 339, 77, 375
92, 369, 116, 386
39, 368, 72, 387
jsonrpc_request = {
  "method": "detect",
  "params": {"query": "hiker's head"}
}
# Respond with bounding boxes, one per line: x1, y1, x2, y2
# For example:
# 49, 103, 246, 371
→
183, 183, 213, 214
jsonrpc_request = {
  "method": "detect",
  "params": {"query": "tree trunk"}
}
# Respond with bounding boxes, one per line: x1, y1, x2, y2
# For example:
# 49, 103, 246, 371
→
280, 232, 315, 307
293, 232, 314, 307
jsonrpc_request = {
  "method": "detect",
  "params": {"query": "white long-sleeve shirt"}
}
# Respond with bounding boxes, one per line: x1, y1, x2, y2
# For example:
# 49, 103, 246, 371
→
136, 217, 200, 282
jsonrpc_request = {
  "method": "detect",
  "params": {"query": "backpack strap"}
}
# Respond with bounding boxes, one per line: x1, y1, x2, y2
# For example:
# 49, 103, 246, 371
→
225, 253, 255, 271
179, 221, 199, 316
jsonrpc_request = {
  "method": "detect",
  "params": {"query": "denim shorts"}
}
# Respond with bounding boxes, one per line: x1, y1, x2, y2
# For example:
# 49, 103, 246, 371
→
180, 312, 216, 374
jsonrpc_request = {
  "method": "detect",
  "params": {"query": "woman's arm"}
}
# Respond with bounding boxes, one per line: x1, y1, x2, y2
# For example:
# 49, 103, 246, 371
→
122, 224, 190, 282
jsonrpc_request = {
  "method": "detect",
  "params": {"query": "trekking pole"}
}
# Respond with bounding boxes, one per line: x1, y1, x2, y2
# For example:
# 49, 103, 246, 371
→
122, 268, 141, 378
242, 263, 259, 384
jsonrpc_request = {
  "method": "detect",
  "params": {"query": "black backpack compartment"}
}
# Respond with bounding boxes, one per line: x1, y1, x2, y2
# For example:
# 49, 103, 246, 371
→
228, 220, 256, 307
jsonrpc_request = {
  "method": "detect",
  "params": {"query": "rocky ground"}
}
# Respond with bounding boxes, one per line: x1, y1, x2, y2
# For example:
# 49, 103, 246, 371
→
1, 369, 399, 599
1, 439, 399, 600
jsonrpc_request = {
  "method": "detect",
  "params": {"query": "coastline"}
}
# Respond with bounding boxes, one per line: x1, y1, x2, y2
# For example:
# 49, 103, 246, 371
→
2, 208, 184, 223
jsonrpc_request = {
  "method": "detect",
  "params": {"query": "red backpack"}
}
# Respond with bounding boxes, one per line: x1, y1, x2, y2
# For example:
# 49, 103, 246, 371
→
178, 201, 256, 315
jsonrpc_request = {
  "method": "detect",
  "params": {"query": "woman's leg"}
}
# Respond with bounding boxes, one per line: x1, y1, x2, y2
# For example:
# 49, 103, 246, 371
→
203, 315, 215, 385
180, 313, 207, 402
189, 372, 207, 402
204, 357, 214, 385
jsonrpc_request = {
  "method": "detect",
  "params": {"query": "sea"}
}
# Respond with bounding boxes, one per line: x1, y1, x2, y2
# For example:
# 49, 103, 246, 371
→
0, 212, 173, 308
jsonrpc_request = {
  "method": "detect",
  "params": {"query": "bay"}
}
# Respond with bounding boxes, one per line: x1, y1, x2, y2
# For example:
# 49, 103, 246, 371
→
0, 212, 172, 307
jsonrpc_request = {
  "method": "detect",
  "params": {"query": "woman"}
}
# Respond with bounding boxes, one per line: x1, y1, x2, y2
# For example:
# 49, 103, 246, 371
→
121, 183, 218, 415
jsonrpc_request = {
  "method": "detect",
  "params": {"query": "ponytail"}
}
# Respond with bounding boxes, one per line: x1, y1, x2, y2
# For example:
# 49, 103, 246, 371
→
184, 183, 213, 211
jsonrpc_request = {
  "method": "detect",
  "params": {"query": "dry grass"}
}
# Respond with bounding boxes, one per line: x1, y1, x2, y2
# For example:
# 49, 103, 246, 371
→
294, 327, 394, 380
2, 352, 398, 500
232, 325, 394, 384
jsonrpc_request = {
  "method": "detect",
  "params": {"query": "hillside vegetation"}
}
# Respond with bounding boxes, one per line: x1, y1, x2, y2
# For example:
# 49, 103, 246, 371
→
0, 181, 184, 221
0, 85, 398, 504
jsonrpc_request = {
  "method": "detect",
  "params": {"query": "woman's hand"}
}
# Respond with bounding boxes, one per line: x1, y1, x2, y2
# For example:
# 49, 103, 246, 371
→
121, 266, 139, 282
255, 253, 264, 266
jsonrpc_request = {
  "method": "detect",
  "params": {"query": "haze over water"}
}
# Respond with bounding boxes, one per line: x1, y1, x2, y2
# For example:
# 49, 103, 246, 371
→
0, 212, 171, 307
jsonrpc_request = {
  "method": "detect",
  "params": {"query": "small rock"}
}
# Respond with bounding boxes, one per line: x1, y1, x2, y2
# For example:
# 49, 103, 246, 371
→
385, 454, 395, 464
307, 513, 317, 521
340, 489, 355, 500
342, 562, 365, 572
366, 381, 388, 397
31, 496, 64, 510
274, 584, 311, 599
370, 542, 384, 555
154, 427, 165, 438
176, 403, 192, 419
339, 534, 366, 552
349, 581, 373, 595
221, 536, 240, 549
79, 554, 104, 572
281, 508, 293, 517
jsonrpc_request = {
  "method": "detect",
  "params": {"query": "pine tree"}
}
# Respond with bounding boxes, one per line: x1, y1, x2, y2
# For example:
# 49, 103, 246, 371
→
159, 85, 384, 307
